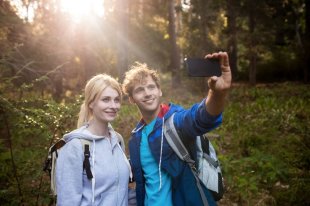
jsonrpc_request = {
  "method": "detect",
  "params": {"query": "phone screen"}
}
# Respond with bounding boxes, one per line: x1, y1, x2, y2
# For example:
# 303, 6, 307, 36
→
184, 58, 221, 77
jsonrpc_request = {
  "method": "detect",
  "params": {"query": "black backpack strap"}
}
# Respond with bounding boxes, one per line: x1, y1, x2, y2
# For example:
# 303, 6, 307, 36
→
200, 135, 210, 155
83, 144, 93, 179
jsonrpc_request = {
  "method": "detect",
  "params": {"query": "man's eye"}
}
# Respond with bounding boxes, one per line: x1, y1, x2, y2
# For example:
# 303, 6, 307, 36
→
134, 88, 144, 94
148, 85, 156, 90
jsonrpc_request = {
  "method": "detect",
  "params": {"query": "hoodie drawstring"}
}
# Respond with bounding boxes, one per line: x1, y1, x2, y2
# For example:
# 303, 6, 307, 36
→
117, 143, 133, 181
91, 139, 96, 205
158, 117, 165, 191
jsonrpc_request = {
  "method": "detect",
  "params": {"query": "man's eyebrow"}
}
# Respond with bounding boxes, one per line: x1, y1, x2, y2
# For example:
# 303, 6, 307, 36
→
133, 86, 144, 91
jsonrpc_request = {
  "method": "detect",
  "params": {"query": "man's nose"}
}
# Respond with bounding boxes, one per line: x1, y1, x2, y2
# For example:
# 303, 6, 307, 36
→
144, 87, 152, 96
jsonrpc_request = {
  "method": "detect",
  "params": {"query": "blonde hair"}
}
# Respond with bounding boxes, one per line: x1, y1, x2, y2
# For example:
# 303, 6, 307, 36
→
122, 62, 160, 97
77, 74, 122, 128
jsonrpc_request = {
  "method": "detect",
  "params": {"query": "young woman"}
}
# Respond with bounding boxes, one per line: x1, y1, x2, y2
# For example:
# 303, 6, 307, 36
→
56, 74, 131, 206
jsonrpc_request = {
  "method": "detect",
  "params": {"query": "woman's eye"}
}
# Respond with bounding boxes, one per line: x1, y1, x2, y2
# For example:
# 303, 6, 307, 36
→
102, 98, 110, 102
114, 98, 120, 103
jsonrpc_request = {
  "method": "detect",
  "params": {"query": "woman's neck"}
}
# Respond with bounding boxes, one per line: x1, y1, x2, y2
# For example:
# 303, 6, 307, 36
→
87, 120, 110, 137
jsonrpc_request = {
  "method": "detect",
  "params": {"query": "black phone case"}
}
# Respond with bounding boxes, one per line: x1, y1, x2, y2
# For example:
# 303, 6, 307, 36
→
185, 58, 221, 77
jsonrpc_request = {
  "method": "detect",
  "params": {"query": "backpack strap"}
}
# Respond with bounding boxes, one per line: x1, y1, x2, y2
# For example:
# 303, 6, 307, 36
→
164, 113, 195, 167
44, 139, 67, 196
164, 113, 209, 206
200, 135, 210, 155
200, 136, 219, 168
80, 139, 93, 179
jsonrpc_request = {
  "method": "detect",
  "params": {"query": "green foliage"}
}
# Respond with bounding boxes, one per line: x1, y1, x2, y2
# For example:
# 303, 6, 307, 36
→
1, 0, 309, 205
0, 86, 81, 204
217, 83, 310, 205
1, 72, 310, 206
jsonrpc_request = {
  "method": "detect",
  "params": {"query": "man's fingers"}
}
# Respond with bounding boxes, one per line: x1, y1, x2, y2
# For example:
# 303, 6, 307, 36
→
205, 52, 230, 73
220, 52, 230, 68
208, 76, 218, 89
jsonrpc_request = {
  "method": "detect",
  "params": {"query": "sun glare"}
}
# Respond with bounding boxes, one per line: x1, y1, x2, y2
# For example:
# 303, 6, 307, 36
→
60, 0, 105, 22
9, 0, 105, 23
9, 0, 36, 22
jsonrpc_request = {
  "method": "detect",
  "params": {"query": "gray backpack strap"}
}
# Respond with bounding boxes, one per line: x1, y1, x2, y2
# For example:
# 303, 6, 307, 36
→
203, 153, 219, 168
164, 113, 195, 166
164, 113, 209, 206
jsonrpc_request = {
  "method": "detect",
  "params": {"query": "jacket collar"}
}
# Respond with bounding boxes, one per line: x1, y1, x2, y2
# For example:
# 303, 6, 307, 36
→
132, 103, 183, 134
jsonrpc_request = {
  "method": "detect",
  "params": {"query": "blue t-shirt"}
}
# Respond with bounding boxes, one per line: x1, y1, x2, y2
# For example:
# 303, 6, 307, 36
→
140, 118, 173, 206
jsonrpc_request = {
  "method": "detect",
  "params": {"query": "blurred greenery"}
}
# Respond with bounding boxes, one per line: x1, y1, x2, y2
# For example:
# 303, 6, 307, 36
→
1, 0, 310, 205
216, 83, 310, 205
1, 75, 310, 205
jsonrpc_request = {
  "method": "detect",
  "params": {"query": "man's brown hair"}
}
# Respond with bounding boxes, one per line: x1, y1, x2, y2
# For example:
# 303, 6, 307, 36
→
122, 62, 160, 97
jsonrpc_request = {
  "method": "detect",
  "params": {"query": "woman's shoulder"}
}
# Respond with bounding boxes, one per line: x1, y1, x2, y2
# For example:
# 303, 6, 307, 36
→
62, 138, 86, 153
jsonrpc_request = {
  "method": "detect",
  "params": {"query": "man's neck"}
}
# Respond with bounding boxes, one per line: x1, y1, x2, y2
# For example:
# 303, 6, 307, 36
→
141, 104, 170, 124
141, 108, 160, 124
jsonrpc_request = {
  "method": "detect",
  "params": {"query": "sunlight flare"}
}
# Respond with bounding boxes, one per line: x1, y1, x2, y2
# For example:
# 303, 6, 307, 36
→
60, 0, 105, 22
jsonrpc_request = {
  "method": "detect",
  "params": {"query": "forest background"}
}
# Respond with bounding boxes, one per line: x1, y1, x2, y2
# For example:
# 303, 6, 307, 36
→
0, 0, 309, 205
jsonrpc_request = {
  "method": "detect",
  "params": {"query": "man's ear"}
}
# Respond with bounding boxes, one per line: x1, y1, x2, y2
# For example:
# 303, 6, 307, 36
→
159, 89, 162, 97
129, 96, 135, 104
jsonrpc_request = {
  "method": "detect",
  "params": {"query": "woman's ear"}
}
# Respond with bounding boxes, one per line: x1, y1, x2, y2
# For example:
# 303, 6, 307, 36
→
89, 102, 94, 109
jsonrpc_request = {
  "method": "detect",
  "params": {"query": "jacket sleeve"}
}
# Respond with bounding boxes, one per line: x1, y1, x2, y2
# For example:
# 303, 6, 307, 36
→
56, 138, 84, 206
173, 98, 222, 140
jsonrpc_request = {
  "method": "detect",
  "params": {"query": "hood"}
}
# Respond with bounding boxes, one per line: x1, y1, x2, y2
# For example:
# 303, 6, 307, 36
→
63, 124, 116, 143
132, 103, 184, 133
164, 103, 183, 118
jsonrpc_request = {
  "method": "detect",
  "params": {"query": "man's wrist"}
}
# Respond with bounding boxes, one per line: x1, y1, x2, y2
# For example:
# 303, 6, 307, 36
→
209, 89, 229, 98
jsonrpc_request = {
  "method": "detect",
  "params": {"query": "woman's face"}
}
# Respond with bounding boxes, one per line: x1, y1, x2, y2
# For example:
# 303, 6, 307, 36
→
90, 86, 121, 124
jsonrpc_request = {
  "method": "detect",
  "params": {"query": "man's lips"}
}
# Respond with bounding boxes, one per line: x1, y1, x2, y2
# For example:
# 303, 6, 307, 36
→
143, 98, 155, 103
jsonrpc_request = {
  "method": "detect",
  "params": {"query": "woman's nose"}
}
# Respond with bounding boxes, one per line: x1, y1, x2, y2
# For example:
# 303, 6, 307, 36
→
110, 101, 120, 109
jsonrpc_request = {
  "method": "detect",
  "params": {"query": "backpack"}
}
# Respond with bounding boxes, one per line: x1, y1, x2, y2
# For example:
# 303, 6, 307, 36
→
43, 138, 93, 196
164, 113, 224, 203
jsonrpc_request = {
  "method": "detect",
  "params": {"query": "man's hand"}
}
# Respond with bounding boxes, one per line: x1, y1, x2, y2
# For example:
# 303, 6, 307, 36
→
205, 51, 232, 116
205, 52, 232, 93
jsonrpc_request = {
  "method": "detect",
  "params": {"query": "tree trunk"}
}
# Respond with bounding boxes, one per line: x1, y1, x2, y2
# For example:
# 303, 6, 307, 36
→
168, 0, 181, 87
116, 0, 129, 81
304, 0, 310, 83
248, 8, 257, 86
176, 0, 183, 63
226, 0, 238, 81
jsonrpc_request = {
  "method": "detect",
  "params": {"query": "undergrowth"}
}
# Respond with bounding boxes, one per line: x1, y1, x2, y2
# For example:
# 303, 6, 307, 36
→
0, 76, 309, 205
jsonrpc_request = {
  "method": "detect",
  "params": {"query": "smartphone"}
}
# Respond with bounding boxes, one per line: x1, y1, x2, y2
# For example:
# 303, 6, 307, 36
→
184, 58, 221, 77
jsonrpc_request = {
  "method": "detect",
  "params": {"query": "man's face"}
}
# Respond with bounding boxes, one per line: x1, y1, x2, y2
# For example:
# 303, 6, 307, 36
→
129, 75, 162, 116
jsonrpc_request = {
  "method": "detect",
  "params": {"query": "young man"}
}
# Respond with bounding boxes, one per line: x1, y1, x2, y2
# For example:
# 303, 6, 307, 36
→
122, 52, 232, 206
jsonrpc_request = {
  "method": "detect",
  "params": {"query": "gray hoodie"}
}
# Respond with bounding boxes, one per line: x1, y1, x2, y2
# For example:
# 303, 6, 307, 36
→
56, 125, 131, 206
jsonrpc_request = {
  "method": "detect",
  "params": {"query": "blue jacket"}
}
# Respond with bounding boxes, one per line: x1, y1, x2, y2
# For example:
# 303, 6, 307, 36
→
128, 99, 222, 206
